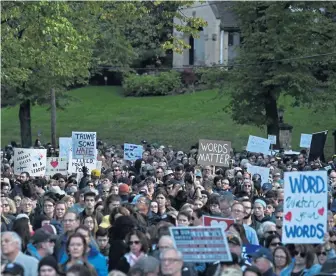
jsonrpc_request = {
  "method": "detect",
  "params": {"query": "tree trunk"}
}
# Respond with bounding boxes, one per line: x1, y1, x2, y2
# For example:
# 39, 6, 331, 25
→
51, 88, 57, 148
265, 91, 280, 148
19, 99, 32, 148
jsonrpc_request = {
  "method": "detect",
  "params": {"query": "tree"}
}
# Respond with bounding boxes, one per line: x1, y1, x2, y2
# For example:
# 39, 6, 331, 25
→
1, 1, 206, 147
226, 2, 336, 146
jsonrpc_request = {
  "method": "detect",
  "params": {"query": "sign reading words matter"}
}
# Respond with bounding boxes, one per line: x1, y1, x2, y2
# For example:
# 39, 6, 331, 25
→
198, 139, 231, 167
72, 132, 96, 159
170, 226, 232, 263
282, 171, 328, 244
14, 148, 47, 176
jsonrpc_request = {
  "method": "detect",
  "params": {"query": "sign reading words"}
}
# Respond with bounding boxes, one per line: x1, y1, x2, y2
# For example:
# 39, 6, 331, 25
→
282, 171, 328, 244
169, 226, 232, 263
14, 148, 47, 176
300, 133, 312, 148
198, 139, 231, 167
46, 157, 68, 176
59, 137, 72, 158
202, 216, 234, 231
72, 132, 96, 159
124, 143, 143, 161
246, 135, 271, 155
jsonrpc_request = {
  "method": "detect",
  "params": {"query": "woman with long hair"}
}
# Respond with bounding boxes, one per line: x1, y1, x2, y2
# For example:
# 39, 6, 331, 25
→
12, 216, 33, 252
265, 233, 282, 254
60, 232, 97, 275
273, 246, 291, 276
82, 214, 98, 238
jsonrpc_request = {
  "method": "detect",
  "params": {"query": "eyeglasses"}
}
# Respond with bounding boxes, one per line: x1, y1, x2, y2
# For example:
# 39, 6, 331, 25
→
244, 185, 251, 188
102, 190, 109, 193
270, 242, 282, 246
276, 216, 282, 220
44, 204, 54, 208
161, 258, 181, 263
63, 219, 76, 223
114, 169, 120, 172
232, 209, 244, 214
2, 204, 9, 207
129, 241, 140, 245
330, 240, 336, 245
294, 251, 306, 258
276, 225, 282, 229
156, 171, 163, 174
316, 252, 327, 256
267, 231, 277, 235
274, 255, 286, 260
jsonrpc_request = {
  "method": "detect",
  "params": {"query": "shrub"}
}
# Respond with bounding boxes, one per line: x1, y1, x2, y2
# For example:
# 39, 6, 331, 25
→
122, 71, 182, 96
195, 67, 229, 89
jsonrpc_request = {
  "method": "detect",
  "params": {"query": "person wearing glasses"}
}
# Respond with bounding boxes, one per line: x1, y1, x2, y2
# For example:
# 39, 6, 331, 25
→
280, 244, 321, 276
265, 233, 282, 254
273, 246, 291, 276
258, 221, 277, 246
117, 230, 149, 273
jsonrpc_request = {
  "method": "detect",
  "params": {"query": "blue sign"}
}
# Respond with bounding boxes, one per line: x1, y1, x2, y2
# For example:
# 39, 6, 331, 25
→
124, 143, 143, 161
242, 244, 261, 263
246, 135, 271, 155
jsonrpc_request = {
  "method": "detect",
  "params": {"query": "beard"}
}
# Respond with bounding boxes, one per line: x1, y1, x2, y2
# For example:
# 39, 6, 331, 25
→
244, 213, 251, 219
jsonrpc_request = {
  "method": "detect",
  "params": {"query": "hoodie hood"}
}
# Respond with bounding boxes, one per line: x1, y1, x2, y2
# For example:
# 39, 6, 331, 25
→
26, 243, 42, 260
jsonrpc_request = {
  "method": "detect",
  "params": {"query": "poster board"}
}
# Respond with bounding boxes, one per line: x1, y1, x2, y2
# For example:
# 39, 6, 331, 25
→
68, 154, 102, 175
202, 216, 234, 231
198, 139, 231, 167
282, 171, 328, 244
300, 134, 312, 148
72, 131, 96, 159
124, 143, 143, 161
246, 135, 271, 155
247, 165, 270, 185
268, 135, 277, 145
46, 157, 68, 176
59, 137, 72, 158
169, 226, 232, 263
14, 148, 47, 176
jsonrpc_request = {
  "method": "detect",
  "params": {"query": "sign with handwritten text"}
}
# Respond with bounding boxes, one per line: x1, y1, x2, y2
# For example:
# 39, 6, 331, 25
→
14, 148, 47, 176
202, 216, 234, 231
283, 171, 328, 244
169, 226, 232, 263
59, 137, 72, 158
268, 135, 277, 145
246, 135, 271, 155
68, 154, 101, 175
46, 157, 68, 176
198, 139, 231, 167
247, 165, 270, 185
124, 143, 143, 161
300, 133, 312, 148
72, 131, 96, 159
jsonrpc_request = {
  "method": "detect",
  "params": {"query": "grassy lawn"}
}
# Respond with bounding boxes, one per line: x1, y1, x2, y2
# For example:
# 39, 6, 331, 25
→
1, 86, 335, 156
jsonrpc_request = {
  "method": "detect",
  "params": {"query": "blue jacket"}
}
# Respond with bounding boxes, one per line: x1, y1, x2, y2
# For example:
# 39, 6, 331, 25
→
243, 224, 260, 245
61, 244, 107, 276
280, 263, 321, 276
26, 243, 43, 260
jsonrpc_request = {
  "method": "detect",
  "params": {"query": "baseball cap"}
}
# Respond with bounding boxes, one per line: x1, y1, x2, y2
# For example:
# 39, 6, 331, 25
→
226, 232, 242, 246
91, 169, 101, 177
164, 169, 174, 176
49, 186, 65, 196
2, 263, 24, 276
1, 177, 10, 185
248, 247, 273, 263
31, 229, 57, 244
262, 183, 273, 192
119, 184, 130, 194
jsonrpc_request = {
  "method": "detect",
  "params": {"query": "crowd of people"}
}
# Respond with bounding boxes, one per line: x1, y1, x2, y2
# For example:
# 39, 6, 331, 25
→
1, 140, 336, 276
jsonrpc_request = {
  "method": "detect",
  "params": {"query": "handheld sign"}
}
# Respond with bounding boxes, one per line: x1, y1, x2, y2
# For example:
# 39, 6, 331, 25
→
14, 148, 47, 176
169, 226, 232, 263
282, 171, 328, 244
124, 143, 143, 161
246, 135, 271, 155
59, 137, 72, 158
68, 154, 101, 175
247, 165, 270, 185
46, 157, 68, 176
198, 139, 231, 167
268, 135, 276, 145
300, 133, 312, 148
72, 131, 96, 159
202, 216, 234, 231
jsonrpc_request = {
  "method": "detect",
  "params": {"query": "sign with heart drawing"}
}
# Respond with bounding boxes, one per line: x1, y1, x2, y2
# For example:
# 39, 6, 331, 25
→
283, 170, 328, 244
46, 157, 68, 176
202, 215, 235, 231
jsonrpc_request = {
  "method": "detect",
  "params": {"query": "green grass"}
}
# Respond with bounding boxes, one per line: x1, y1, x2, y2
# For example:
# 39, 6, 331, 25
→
1, 86, 335, 156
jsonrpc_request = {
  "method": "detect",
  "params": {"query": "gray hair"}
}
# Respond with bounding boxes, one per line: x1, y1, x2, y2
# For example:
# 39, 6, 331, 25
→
258, 221, 276, 237
159, 247, 183, 260
2, 231, 22, 250
218, 193, 235, 207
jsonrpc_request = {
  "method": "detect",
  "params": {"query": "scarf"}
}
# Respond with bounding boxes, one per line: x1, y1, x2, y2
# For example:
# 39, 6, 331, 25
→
124, 252, 146, 267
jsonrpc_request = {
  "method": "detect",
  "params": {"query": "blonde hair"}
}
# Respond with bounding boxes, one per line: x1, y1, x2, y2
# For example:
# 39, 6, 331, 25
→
5, 197, 17, 214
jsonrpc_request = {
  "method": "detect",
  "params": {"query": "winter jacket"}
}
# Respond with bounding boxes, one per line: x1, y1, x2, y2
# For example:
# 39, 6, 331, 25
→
26, 243, 43, 260
280, 264, 321, 276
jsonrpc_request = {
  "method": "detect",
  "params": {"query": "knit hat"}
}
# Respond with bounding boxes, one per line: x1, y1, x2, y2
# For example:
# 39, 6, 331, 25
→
3, 263, 24, 276
119, 184, 130, 194
38, 256, 59, 272
16, 213, 29, 220
254, 199, 266, 208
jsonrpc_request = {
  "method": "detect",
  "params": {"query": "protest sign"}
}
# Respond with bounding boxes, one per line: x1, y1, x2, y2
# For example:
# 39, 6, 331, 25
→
72, 132, 96, 159
169, 226, 232, 263
68, 154, 102, 174
247, 165, 270, 185
59, 137, 72, 158
268, 135, 277, 145
242, 244, 261, 264
308, 130, 328, 162
300, 133, 312, 148
202, 216, 234, 231
124, 143, 143, 161
282, 171, 328, 244
46, 157, 68, 176
246, 135, 271, 155
198, 139, 231, 167
14, 148, 47, 176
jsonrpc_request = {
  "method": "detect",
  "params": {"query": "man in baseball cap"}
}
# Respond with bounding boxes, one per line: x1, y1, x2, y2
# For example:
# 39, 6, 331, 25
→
27, 229, 57, 260
249, 247, 274, 275
2, 263, 24, 276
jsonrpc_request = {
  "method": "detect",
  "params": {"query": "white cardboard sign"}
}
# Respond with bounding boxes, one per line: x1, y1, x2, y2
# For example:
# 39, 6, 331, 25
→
14, 148, 47, 176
